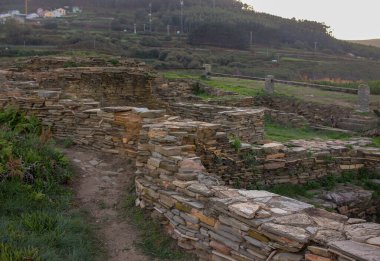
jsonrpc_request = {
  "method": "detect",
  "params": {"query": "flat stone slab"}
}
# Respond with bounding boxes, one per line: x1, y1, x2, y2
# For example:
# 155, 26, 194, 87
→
329, 240, 380, 261
228, 202, 260, 219
268, 196, 313, 214
260, 223, 310, 243
188, 183, 214, 197
238, 190, 278, 199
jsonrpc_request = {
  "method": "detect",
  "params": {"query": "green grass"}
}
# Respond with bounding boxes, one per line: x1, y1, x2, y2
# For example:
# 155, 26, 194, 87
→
0, 108, 100, 261
264, 121, 353, 142
312, 80, 380, 95
123, 186, 195, 260
162, 71, 200, 80
372, 137, 380, 147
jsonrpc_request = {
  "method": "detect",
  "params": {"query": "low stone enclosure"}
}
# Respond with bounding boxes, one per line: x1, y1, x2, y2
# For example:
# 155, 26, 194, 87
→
1, 58, 380, 260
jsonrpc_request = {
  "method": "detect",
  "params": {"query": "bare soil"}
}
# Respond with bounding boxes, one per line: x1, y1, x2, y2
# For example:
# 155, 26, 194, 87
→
65, 146, 150, 261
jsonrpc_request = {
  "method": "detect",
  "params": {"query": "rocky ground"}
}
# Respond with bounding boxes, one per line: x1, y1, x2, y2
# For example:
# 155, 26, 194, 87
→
65, 146, 150, 261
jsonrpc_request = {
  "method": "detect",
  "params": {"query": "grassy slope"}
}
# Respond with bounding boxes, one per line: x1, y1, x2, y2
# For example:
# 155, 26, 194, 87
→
0, 108, 100, 261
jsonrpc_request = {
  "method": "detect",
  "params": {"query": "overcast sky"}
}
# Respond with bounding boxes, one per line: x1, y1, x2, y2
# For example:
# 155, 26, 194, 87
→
241, 0, 379, 40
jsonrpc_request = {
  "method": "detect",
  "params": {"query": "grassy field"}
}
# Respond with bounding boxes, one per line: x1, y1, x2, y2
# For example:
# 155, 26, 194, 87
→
264, 122, 353, 142
0, 108, 100, 261
163, 71, 380, 108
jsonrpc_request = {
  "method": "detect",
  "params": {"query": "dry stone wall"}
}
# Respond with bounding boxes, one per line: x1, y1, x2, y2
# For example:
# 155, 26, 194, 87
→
168, 102, 265, 144
7, 58, 160, 108
201, 138, 380, 188
0, 90, 165, 158
254, 95, 351, 126
135, 118, 380, 261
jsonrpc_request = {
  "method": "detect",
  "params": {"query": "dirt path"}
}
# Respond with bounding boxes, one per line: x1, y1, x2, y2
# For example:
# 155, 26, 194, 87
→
65, 146, 150, 261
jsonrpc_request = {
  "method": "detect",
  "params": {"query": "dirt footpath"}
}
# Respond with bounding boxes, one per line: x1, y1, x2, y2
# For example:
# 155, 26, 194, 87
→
65, 147, 150, 261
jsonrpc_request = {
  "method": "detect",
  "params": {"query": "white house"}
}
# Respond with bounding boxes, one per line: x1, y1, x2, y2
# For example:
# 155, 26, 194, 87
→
37, 8, 44, 17
72, 6, 82, 13
54, 8, 66, 17
9, 10, 21, 16
26, 13, 39, 20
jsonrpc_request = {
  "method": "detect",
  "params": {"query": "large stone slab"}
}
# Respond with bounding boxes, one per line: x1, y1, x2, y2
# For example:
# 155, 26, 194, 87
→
329, 240, 380, 261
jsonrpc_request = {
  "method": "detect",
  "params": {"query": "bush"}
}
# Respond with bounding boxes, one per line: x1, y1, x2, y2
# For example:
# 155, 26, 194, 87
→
140, 37, 162, 47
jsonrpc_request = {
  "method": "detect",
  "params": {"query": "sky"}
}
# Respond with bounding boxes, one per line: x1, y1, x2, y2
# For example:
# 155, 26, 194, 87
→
241, 0, 380, 40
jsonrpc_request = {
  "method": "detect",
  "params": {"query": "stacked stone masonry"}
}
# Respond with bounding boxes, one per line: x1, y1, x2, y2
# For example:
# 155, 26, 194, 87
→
135, 118, 380, 261
168, 102, 265, 144
203, 138, 380, 189
6, 57, 159, 108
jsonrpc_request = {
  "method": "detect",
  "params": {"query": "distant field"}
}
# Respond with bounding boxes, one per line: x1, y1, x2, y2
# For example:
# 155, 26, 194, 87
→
163, 71, 380, 109
349, 39, 380, 48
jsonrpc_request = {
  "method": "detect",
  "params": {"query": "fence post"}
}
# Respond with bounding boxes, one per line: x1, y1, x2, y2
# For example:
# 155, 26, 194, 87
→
203, 64, 212, 79
265, 75, 275, 95
357, 84, 370, 112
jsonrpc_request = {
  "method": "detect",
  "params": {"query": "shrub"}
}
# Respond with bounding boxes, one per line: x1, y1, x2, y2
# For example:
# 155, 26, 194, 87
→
230, 136, 242, 151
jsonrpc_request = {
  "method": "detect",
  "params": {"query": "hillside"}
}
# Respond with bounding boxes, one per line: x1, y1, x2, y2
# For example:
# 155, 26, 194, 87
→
0, 0, 380, 81
349, 39, 380, 48
1, 0, 379, 57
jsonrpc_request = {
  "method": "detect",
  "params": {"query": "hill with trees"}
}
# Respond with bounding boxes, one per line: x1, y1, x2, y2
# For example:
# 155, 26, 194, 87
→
1, 0, 380, 60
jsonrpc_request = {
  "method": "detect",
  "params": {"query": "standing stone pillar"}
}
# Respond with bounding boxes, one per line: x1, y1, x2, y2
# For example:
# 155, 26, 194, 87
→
265, 75, 275, 95
357, 84, 370, 112
203, 64, 212, 79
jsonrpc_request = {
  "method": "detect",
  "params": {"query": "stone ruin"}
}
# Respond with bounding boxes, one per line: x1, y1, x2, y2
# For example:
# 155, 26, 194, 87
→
0, 57, 380, 261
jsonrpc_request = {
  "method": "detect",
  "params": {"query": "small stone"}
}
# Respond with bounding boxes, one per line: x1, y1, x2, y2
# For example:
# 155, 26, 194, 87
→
89, 159, 99, 166
307, 246, 330, 258
347, 218, 367, 225
191, 209, 216, 226
255, 210, 272, 218
273, 253, 303, 261
305, 254, 332, 261
209, 240, 231, 255
188, 183, 214, 197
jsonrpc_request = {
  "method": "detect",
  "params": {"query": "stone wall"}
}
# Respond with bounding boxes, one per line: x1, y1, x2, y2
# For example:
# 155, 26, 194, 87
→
254, 95, 351, 126
265, 109, 309, 128
201, 138, 380, 188
6, 58, 160, 108
168, 102, 265, 144
135, 118, 380, 261
0, 90, 165, 158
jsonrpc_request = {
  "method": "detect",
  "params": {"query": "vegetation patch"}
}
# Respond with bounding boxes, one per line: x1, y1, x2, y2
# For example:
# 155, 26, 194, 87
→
0, 108, 100, 261
264, 121, 353, 142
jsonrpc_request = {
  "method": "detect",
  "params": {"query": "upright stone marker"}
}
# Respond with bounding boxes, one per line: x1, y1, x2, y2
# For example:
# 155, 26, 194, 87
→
357, 84, 370, 112
265, 75, 275, 95
203, 64, 212, 79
